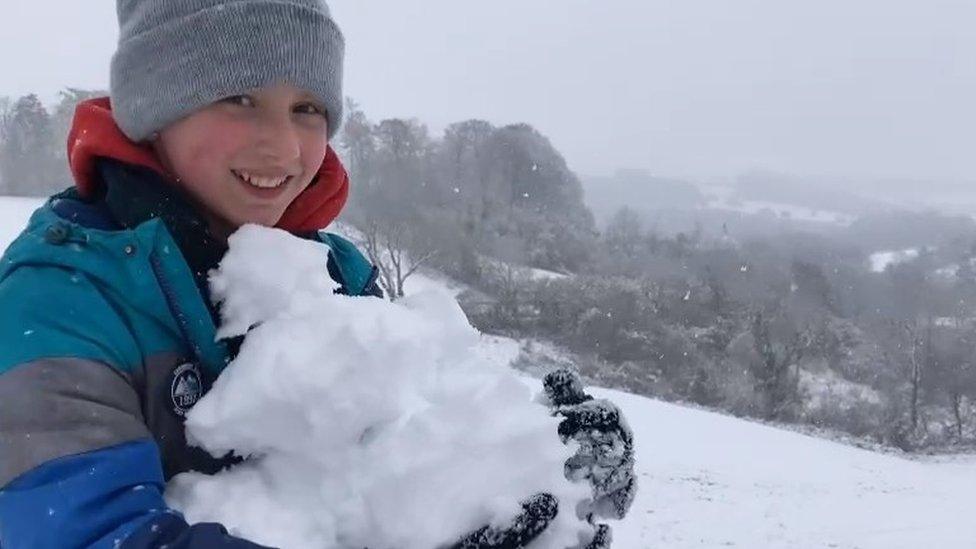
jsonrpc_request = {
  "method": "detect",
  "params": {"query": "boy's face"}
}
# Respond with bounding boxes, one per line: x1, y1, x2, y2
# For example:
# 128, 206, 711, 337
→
152, 83, 330, 238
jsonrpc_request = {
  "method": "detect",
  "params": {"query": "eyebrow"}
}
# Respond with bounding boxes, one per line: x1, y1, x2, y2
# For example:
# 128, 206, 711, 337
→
289, 92, 318, 104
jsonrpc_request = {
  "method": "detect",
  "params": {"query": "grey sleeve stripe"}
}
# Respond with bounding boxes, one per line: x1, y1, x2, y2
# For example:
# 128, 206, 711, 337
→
0, 357, 151, 487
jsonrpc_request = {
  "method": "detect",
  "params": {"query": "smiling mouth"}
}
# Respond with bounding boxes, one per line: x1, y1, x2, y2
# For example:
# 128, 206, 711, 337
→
231, 169, 292, 189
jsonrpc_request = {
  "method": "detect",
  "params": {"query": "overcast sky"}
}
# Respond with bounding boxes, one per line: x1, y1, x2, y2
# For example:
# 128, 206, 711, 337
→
1, 0, 973, 181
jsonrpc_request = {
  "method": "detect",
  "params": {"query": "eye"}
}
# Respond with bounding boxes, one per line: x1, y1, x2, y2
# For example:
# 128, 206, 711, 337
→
294, 102, 326, 117
221, 95, 255, 107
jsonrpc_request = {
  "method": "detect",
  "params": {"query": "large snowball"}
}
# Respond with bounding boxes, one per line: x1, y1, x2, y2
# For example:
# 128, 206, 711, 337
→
166, 225, 591, 549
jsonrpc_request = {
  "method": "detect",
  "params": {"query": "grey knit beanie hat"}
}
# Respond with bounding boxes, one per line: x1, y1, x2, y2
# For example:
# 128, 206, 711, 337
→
110, 0, 344, 142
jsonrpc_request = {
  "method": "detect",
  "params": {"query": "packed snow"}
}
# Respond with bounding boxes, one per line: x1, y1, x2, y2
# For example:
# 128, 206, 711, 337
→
2, 197, 976, 548
168, 225, 594, 549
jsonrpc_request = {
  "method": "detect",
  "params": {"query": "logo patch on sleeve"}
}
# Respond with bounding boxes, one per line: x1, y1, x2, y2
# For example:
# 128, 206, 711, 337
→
170, 362, 203, 417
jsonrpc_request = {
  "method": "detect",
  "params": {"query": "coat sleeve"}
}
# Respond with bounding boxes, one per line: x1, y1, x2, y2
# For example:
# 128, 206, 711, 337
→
0, 266, 269, 549
318, 231, 384, 298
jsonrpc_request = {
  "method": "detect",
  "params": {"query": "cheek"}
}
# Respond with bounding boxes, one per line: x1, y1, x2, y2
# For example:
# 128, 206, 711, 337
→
299, 132, 330, 176
173, 115, 251, 164
190, 123, 250, 167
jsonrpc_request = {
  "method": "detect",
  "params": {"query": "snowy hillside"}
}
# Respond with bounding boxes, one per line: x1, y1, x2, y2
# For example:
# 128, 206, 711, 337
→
2, 197, 976, 548
601, 387, 976, 548
438, 334, 976, 549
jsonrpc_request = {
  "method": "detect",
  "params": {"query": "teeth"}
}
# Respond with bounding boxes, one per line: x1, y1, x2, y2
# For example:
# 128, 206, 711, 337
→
233, 170, 289, 189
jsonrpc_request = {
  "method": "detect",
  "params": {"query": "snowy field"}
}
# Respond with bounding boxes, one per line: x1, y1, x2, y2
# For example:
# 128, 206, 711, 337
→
3, 196, 976, 548
698, 185, 856, 226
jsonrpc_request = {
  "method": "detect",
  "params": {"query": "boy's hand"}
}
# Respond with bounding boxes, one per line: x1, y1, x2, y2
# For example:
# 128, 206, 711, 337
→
446, 370, 634, 549
543, 369, 637, 523
447, 493, 610, 549
584, 523, 612, 549
447, 493, 557, 548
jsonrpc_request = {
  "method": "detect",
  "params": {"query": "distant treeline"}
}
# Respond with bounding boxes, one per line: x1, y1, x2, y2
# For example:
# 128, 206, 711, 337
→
335, 99, 976, 452
0, 89, 105, 196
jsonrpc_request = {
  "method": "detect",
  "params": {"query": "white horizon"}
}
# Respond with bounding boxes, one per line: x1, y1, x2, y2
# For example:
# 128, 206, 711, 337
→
2, 0, 974, 183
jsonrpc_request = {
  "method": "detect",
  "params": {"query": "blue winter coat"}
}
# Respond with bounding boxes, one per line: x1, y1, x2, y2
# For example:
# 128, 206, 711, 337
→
0, 159, 380, 548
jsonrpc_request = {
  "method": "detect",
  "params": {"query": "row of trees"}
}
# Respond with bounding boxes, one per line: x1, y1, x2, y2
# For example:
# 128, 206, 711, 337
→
486, 207, 976, 450
331, 100, 976, 451
336, 100, 597, 286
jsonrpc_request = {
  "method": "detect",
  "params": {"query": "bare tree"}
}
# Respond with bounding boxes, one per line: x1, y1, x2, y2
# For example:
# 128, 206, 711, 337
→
0, 96, 11, 139
604, 206, 643, 257
337, 98, 375, 189
750, 310, 810, 419
899, 319, 924, 432
484, 259, 533, 330
360, 220, 436, 302
0, 96, 12, 193
926, 324, 976, 441
0, 94, 58, 196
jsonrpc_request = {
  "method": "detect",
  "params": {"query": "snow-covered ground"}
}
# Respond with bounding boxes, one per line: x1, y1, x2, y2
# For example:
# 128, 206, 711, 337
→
602, 386, 976, 548
699, 185, 856, 226
478, 255, 570, 282
718, 198, 855, 226
3, 196, 976, 548
868, 248, 920, 273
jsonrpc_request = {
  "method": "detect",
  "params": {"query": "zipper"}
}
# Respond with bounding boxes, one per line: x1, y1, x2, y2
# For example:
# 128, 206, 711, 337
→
148, 251, 207, 376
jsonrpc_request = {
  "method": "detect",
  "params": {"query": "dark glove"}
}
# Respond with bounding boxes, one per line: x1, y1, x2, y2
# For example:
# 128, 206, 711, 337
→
447, 493, 610, 549
583, 524, 612, 549
446, 370, 634, 549
544, 369, 636, 526
447, 493, 558, 549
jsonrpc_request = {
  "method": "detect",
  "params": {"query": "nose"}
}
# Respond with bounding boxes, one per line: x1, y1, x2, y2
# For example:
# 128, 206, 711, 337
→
253, 110, 301, 167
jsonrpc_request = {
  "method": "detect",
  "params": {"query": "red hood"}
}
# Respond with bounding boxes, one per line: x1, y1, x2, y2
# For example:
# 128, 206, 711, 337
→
67, 97, 349, 233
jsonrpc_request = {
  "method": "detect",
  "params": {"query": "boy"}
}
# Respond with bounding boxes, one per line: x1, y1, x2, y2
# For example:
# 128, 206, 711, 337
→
0, 1, 633, 547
